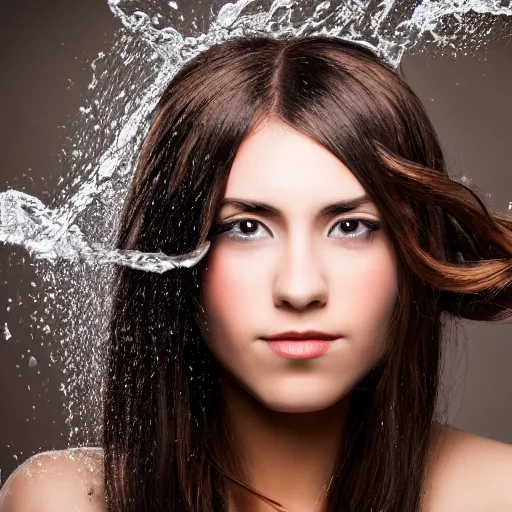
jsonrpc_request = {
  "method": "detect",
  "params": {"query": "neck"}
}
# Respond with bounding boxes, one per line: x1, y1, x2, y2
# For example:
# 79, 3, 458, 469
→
221, 375, 350, 512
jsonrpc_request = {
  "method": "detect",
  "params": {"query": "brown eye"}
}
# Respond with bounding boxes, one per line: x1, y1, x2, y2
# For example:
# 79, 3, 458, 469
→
339, 219, 359, 232
215, 219, 269, 241
238, 220, 259, 234
328, 219, 381, 241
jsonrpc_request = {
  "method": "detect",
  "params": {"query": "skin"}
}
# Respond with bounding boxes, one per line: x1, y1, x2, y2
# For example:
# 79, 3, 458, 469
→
198, 118, 399, 511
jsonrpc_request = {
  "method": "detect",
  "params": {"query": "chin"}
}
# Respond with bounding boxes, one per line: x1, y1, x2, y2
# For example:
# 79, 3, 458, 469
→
255, 387, 347, 414
265, 401, 332, 414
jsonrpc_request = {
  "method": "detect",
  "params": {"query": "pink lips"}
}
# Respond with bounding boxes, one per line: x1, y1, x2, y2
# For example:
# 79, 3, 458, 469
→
266, 339, 333, 359
262, 331, 338, 359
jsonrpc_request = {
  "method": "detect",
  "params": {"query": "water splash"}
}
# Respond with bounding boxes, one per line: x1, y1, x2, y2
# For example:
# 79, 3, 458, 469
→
2, 0, 511, 272
1, 0, 510, 449
0, 190, 210, 272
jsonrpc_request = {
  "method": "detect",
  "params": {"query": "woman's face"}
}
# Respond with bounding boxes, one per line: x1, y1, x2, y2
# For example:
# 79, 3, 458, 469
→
199, 119, 398, 413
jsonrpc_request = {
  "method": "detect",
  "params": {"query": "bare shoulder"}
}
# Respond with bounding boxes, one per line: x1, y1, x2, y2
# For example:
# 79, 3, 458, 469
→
422, 421, 512, 512
0, 447, 106, 512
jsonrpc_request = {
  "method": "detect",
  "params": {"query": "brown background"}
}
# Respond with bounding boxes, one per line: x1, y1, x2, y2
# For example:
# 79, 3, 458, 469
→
0, 0, 511, 485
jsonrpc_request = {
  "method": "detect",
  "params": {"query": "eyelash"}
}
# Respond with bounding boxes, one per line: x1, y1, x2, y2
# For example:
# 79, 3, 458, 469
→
213, 218, 381, 243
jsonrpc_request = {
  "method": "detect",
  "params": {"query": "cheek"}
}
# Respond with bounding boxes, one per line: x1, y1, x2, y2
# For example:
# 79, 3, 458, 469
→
332, 243, 398, 342
199, 246, 260, 341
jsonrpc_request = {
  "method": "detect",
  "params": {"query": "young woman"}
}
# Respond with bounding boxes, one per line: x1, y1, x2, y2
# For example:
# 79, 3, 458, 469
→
2, 34, 512, 512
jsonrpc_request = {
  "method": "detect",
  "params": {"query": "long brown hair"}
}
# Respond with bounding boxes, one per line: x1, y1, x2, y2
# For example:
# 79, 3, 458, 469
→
103, 34, 512, 512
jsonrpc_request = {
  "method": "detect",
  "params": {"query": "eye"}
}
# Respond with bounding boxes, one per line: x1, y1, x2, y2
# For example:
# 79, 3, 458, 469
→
328, 218, 381, 241
214, 218, 381, 242
215, 219, 268, 241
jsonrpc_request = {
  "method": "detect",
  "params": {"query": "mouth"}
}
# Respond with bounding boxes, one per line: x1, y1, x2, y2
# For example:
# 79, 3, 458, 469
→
264, 339, 336, 359
262, 330, 338, 341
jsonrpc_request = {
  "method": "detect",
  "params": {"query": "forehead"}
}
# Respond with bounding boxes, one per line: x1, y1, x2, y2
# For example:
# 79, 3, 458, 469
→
225, 120, 367, 203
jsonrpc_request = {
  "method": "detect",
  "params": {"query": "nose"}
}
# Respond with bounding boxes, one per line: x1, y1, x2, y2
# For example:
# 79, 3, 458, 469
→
273, 236, 328, 311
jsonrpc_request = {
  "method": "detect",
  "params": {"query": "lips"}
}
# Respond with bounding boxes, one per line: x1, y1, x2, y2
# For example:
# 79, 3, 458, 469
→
262, 330, 338, 341
262, 331, 339, 359
266, 340, 333, 359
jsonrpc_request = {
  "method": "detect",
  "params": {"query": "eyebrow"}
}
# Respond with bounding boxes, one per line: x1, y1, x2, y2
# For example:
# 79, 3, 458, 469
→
219, 193, 376, 220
